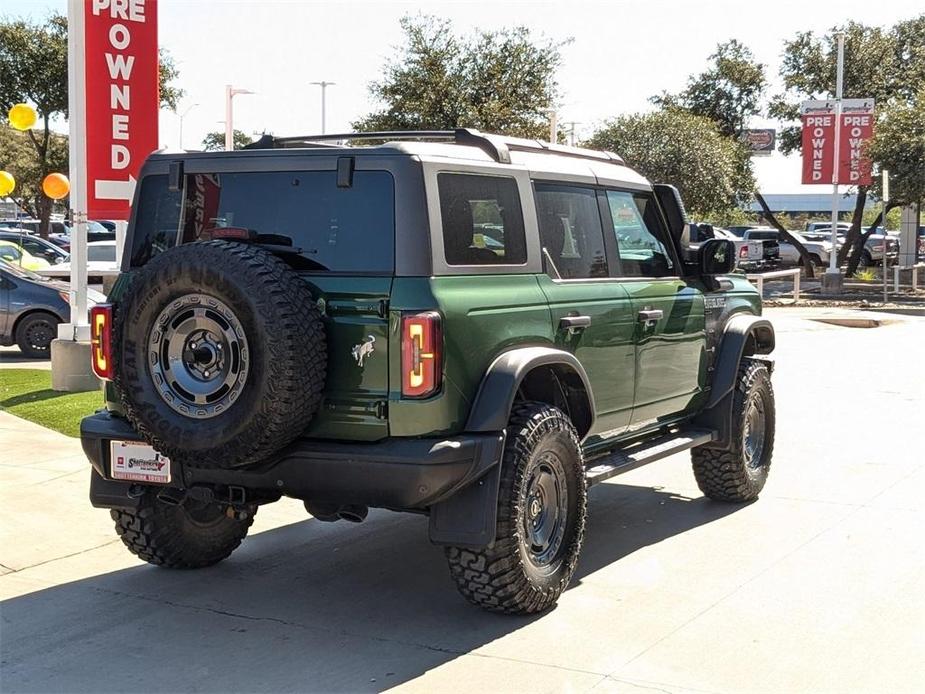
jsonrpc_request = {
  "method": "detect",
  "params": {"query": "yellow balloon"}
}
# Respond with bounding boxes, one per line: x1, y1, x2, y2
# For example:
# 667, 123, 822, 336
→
42, 173, 70, 200
0, 171, 14, 197
8, 103, 38, 131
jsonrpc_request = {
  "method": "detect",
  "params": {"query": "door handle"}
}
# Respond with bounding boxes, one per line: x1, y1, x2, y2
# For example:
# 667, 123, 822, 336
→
559, 315, 591, 334
637, 309, 663, 324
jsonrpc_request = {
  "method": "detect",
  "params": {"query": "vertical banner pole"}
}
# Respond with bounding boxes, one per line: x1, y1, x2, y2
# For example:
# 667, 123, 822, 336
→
65, 0, 89, 341
828, 33, 845, 275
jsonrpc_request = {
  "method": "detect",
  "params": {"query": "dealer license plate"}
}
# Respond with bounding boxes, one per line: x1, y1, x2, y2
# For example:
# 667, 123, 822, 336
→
110, 441, 171, 484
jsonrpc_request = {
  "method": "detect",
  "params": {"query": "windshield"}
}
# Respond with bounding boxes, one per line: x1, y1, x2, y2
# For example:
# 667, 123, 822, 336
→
130, 170, 396, 272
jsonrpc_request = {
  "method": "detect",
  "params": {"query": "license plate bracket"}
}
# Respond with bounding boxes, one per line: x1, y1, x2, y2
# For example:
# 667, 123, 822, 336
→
110, 441, 171, 484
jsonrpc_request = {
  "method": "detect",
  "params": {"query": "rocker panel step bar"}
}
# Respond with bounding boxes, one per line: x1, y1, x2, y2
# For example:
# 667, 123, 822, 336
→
585, 428, 715, 486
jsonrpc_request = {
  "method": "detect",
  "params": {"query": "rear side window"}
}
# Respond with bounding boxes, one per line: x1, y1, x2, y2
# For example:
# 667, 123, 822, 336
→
438, 173, 526, 265
130, 170, 395, 273
129, 175, 183, 266
534, 183, 608, 279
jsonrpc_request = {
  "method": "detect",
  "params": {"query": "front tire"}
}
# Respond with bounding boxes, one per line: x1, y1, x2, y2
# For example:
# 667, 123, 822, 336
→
691, 358, 775, 502
111, 492, 256, 568
446, 403, 587, 614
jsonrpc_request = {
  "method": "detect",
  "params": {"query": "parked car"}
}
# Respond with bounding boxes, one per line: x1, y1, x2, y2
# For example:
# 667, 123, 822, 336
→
737, 228, 833, 267
2, 218, 117, 244
0, 259, 105, 357
80, 129, 777, 615
733, 228, 782, 268
806, 226, 898, 266
0, 240, 52, 271
0, 230, 70, 265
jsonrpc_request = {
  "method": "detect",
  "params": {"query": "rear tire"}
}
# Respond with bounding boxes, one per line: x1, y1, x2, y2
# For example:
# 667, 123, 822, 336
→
15, 311, 59, 359
111, 493, 256, 568
691, 358, 775, 502
446, 403, 587, 614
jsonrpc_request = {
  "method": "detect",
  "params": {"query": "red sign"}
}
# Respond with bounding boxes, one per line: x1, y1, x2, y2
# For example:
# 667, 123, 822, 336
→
84, 0, 159, 220
801, 112, 835, 184
839, 112, 874, 185
800, 99, 875, 186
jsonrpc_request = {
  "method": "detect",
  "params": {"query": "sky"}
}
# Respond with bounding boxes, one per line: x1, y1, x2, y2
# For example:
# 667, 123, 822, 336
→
12, 0, 925, 193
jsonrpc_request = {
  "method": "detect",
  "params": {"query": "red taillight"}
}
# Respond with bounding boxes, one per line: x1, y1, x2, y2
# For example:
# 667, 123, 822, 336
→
90, 304, 113, 380
401, 312, 442, 398
739, 245, 748, 258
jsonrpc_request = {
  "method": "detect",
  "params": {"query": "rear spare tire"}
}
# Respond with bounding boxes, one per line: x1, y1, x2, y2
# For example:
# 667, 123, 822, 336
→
113, 241, 326, 468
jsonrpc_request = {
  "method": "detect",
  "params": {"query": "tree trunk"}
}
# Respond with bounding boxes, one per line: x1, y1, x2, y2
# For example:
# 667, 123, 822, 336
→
845, 203, 896, 276
836, 186, 868, 272
754, 191, 815, 279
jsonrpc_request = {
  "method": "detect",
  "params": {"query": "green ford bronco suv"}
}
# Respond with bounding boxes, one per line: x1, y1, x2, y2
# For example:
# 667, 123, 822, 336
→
80, 129, 775, 614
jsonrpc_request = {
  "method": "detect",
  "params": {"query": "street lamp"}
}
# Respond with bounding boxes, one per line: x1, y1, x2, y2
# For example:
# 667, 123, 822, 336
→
309, 81, 336, 134
178, 102, 199, 150
225, 85, 254, 151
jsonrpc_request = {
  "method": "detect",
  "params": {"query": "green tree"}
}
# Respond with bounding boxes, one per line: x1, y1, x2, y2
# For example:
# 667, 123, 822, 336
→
0, 13, 183, 235
652, 39, 767, 137
585, 109, 755, 218
201, 130, 253, 151
768, 18, 925, 274
354, 15, 568, 139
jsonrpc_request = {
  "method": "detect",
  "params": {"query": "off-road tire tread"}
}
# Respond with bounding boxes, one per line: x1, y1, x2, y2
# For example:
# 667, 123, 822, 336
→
113, 241, 326, 468
111, 496, 256, 568
692, 358, 775, 502
446, 402, 587, 614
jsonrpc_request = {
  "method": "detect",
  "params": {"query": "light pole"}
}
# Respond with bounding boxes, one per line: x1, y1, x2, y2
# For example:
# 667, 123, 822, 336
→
178, 102, 199, 150
225, 85, 254, 151
309, 81, 336, 134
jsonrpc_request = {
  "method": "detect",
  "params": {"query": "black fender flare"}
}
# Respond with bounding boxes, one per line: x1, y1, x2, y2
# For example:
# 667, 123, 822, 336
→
429, 346, 595, 548
465, 346, 596, 439
695, 313, 775, 449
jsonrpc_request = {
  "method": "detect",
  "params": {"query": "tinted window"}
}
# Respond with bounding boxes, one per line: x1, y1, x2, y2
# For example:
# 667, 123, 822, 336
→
131, 170, 396, 273
129, 175, 183, 266
748, 230, 778, 241
438, 173, 526, 265
535, 183, 608, 279
607, 191, 674, 277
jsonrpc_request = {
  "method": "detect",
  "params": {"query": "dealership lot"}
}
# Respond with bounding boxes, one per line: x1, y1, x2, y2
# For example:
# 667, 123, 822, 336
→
1, 308, 923, 693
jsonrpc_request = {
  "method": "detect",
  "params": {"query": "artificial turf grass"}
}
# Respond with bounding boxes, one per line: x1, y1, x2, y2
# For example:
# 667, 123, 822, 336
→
0, 369, 103, 438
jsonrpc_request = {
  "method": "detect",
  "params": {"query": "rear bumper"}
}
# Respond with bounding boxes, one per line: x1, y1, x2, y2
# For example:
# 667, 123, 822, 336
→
81, 411, 504, 511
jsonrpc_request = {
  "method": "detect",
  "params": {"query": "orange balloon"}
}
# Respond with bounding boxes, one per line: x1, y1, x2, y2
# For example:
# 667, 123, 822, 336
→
42, 173, 70, 200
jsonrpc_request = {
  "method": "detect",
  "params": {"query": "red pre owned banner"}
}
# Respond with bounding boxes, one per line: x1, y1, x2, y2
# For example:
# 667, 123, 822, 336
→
839, 112, 874, 185
84, 0, 159, 220
801, 113, 836, 184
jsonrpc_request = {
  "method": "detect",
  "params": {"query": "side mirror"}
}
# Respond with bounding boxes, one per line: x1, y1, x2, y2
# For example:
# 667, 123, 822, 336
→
54, 256, 64, 264
700, 238, 736, 275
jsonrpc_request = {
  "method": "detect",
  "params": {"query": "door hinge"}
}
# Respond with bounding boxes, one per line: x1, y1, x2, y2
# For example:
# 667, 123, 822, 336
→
374, 401, 389, 419
377, 300, 389, 319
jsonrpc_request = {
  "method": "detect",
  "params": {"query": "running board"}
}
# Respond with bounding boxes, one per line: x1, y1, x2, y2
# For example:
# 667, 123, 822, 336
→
585, 428, 715, 486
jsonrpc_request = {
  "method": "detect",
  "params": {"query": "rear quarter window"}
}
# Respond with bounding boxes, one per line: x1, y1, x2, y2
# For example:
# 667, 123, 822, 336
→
438, 173, 526, 266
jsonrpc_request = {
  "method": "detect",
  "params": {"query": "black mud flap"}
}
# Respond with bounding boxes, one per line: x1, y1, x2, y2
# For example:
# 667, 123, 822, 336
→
428, 465, 502, 549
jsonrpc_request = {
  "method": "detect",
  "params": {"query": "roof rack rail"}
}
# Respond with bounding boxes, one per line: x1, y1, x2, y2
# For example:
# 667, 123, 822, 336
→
242, 128, 622, 166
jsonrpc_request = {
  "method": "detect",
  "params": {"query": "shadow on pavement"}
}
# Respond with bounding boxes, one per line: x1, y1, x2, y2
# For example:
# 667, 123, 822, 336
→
1, 481, 744, 693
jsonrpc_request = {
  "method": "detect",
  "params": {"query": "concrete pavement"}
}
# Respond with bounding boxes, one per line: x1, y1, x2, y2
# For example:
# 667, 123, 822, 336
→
1, 308, 923, 693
